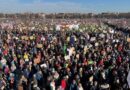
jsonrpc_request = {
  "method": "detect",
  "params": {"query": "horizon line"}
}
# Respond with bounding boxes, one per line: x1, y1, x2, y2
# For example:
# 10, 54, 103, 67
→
0, 11, 130, 14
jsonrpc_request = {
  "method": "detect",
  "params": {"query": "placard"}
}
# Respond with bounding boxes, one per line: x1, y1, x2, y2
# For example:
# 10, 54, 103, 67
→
37, 44, 43, 48
127, 38, 130, 42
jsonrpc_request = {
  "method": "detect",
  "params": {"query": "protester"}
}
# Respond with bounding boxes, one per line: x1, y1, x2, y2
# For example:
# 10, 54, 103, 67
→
0, 19, 130, 90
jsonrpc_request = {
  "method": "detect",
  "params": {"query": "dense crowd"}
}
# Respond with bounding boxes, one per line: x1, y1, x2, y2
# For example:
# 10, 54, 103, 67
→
0, 19, 130, 90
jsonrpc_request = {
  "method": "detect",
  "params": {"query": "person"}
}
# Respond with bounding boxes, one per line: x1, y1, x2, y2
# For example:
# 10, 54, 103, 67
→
70, 80, 78, 90
61, 77, 67, 90
77, 82, 83, 90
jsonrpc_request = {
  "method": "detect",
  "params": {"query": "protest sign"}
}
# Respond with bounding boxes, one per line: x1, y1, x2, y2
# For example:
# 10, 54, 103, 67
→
37, 44, 43, 48
127, 38, 130, 42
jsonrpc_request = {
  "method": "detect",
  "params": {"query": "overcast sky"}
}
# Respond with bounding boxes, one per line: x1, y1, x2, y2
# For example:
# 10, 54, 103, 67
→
0, 0, 130, 13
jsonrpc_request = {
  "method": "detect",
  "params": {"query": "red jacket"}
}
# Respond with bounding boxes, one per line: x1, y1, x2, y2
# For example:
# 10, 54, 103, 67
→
61, 79, 66, 89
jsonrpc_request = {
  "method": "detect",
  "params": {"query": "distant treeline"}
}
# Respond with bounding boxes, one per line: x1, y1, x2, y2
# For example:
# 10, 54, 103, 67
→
0, 13, 130, 19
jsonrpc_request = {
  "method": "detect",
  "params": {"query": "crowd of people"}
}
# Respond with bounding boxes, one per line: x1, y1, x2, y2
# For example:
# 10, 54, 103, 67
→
0, 19, 130, 90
